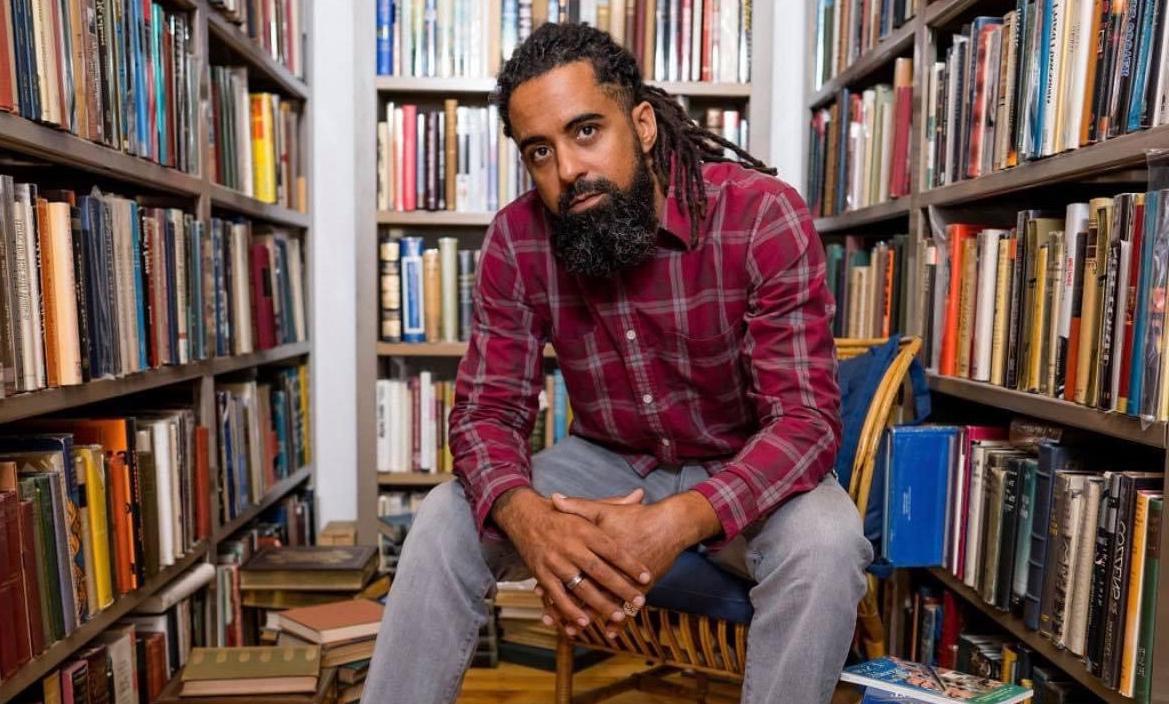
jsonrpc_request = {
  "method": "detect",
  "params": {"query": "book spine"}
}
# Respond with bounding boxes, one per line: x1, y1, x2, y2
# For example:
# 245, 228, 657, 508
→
439, 237, 457, 343
379, 234, 402, 343
1132, 495, 1161, 702
457, 249, 473, 342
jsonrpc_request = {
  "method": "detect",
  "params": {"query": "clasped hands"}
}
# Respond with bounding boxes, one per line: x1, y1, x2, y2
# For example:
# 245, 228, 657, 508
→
492, 485, 721, 641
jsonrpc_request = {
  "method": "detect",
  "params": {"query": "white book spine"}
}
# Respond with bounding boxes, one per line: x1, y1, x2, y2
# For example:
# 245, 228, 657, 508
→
1041, 0, 1066, 157
48, 203, 82, 385
399, 379, 413, 471
963, 448, 986, 588
718, 0, 737, 82
1061, 203, 1089, 338
971, 230, 1002, 381
149, 423, 175, 567
690, 0, 702, 81
1063, 0, 1092, 151
420, 371, 435, 471
1057, 476, 1086, 649
1067, 477, 1102, 655
376, 380, 391, 472
439, 237, 459, 342
878, 89, 893, 205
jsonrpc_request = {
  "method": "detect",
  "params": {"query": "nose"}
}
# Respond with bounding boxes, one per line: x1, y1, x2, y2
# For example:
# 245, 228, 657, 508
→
557, 149, 587, 191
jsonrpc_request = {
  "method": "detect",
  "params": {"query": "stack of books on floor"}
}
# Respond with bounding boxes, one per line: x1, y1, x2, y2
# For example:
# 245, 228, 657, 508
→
272, 599, 384, 704
843, 656, 1032, 704
496, 579, 556, 651
158, 645, 337, 703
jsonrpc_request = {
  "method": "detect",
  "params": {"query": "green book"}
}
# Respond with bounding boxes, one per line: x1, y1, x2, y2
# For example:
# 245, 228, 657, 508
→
20, 475, 63, 642
1133, 495, 1162, 704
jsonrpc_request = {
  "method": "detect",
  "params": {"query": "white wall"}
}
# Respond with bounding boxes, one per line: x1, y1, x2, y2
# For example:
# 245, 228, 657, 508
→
769, 0, 809, 192
310, 0, 358, 528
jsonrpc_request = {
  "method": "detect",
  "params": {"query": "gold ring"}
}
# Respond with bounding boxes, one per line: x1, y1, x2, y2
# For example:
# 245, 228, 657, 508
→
622, 601, 640, 617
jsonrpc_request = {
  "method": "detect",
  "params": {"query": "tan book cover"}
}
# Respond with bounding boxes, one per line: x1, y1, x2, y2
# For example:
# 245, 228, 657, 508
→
277, 632, 377, 668
161, 666, 335, 704
990, 236, 1013, 385
486, 2, 502, 76
241, 546, 377, 592
1043, 230, 1066, 395
181, 645, 320, 681
1074, 222, 1101, 404
443, 100, 457, 211
276, 599, 383, 645
643, 0, 656, 77
956, 237, 978, 379
1082, 198, 1114, 405
1026, 243, 1049, 393
422, 248, 441, 342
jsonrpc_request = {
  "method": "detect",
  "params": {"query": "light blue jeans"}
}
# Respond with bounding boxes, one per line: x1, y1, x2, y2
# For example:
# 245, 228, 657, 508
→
361, 436, 873, 704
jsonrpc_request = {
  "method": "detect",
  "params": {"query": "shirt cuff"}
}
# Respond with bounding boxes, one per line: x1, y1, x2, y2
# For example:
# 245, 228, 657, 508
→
464, 472, 534, 539
691, 468, 760, 550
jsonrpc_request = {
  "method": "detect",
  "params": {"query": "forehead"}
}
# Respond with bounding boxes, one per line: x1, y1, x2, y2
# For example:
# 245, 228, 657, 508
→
508, 61, 625, 138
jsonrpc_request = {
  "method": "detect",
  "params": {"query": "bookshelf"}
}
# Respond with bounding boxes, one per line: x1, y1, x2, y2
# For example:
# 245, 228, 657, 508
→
354, 1, 776, 544
0, 0, 315, 700
803, 0, 1169, 700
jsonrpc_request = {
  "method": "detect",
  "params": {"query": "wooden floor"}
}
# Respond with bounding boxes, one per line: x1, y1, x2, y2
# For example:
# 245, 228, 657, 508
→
456, 656, 864, 703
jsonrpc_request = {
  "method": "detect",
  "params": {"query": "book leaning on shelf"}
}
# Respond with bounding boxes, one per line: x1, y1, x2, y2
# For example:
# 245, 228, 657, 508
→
0, 0, 200, 173
374, 368, 571, 474
921, 191, 1169, 421
379, 234, 478, 344
376, 0, 753, 85
209, 0, 305, 77
0, 413, 213, 675
811, 0, 915, 89
209, 65, 307, 210
216, 361, 313, 525
0, 174, 308, 398
923, 3, 1169, 189
807, 57, 914, 218
825, 234, 911, 338
880, 418, 1164, 701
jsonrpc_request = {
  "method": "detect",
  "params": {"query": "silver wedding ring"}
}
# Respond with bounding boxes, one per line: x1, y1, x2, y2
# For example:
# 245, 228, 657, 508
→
623, 601, 640, 617
564, 572, 585, 591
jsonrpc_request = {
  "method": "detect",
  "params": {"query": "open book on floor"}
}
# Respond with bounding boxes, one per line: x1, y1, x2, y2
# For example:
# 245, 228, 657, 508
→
841, 657, 1032, 704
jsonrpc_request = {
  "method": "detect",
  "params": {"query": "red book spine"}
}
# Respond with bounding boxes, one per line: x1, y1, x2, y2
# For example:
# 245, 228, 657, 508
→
193, 426, 211, 541
701, 0, 714, 81
0, 490, 32, 669
0, 0, 15, 111
633, 0, 646, 74
1117, 202, 1144, 406
402, 105, 417, 211
940, 226, 977, 376
18, 500, 45, 656
0, 492, 18, 679
249, 243, 277, 350
144, 633, 167, 697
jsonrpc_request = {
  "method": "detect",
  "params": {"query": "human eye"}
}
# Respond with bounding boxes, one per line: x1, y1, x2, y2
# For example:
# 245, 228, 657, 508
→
577, 124, 599, 141
527, 145, 551, 164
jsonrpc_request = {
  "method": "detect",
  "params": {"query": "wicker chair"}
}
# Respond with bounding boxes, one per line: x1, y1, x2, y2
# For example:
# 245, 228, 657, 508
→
552, 336, 924, 704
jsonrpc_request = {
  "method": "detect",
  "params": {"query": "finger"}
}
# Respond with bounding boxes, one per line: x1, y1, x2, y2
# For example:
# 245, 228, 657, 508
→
598, 488, 645, 506
586, 533, 653, 587
537, 563, 591, 629
550, 493, 604, 522
571, 550, 643, 621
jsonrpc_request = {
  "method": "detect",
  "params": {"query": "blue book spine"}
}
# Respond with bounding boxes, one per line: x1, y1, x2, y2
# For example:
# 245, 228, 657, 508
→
154, 5, 168, 165
883, 426, 955, 567
553, 370, 568, 442
377, 0, 393, 75
130, 0, 145, 155
163, 217, 179, 364
1128, 192, 1157, 414
400, 237, 426, 342
1031, 0, 1053, 157
129, 203, 149, 370
211, 223, 226, 356
1127, 1, 1161, 132
189, 221, 204, 360
548, 1, 559, 22
272, 390, 289, 478
502, 0, 518, 59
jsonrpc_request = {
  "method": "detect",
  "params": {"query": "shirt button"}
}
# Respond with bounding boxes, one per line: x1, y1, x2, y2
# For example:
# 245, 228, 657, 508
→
661, 438, 671, 447
642, 394, 653, 405
625, 329, 637, 341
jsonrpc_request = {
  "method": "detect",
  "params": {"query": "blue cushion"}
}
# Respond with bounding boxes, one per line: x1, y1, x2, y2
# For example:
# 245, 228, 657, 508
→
646, 550, 754, 624
643, 338, 929, 623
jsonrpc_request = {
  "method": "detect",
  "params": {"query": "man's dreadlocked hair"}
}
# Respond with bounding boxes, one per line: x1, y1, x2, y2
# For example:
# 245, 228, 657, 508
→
493, 22, 776, 244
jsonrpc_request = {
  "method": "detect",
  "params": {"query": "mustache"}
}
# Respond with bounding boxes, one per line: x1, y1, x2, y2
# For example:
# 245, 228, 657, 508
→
557, 178, 622, 215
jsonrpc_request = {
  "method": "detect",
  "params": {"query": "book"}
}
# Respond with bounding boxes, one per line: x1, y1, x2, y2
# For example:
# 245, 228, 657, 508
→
240, 545, 378, 592
275, 599, 383, 645
841, 657, 1032, 703
180, 646, 321, 696
883, 426, 957, 567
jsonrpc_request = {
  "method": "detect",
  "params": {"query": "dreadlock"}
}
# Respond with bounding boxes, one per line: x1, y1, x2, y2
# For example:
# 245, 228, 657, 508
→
493, 22, 776, 245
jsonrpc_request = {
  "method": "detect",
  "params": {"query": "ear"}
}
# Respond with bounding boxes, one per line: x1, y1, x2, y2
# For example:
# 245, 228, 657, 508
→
630, 100, 657, 156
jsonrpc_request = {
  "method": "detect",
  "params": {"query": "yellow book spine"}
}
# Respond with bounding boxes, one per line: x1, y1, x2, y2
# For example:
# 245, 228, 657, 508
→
990, 237, 1012, 385
83, 448, 114, 609
299, 364, 311, 465
1027, 245, 1049, 392
1119, 492, 1151, 695
251, 95, 275, 203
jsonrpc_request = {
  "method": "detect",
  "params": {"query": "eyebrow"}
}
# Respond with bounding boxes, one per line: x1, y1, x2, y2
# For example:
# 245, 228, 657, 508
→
517, 112, 605, 152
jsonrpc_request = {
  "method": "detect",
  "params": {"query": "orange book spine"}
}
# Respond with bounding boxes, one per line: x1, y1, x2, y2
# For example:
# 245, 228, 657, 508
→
939, 227, 968, 376
35, 199, 59, 387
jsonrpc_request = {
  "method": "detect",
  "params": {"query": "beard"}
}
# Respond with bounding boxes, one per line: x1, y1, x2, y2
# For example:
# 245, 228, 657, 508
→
548, 155, 659, 279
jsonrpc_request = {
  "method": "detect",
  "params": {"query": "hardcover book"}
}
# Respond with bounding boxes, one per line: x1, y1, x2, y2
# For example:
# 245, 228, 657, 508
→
841, 657, 1032, 704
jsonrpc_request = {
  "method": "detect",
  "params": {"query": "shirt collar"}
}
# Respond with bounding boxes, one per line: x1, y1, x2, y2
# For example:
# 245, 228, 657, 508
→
658, 163, 710, 251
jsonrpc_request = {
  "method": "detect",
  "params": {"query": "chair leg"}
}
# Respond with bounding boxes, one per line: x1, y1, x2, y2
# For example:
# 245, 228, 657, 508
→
555, 635, 574, 704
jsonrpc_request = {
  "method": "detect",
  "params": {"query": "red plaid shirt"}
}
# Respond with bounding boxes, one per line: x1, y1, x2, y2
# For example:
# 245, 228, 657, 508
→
450, 162, 841, 546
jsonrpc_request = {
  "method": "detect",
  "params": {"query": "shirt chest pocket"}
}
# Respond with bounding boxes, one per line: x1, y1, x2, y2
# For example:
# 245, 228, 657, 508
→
655, 325, 748, 407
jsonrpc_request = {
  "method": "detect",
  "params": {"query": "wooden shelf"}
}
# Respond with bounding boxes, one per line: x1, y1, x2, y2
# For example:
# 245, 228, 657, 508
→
213, 464, 315, 542
205, 5, 310, 100
208, 183, 312, 228
928, 568, 1133, 704
924, 0, 983, 28
807, 18, 917, 109
918, 124, 1169, 208
375, 76, 751, 99
378, 342, 555, 358
0, 111, 204, 196
814, 198, 912, 233
927, 374, 1168, 449
378, 472, 455, 487
377, 210, 495, 227
0, 542, 209, 702
0, 342, 311, 425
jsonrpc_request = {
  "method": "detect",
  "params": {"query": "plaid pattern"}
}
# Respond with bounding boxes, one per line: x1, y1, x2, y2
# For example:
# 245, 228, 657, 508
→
449, 162, 841, 546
